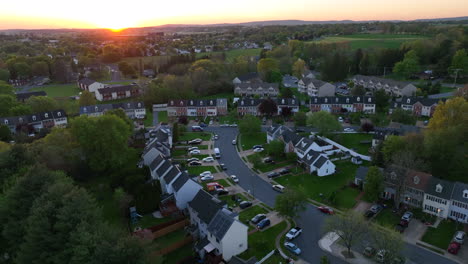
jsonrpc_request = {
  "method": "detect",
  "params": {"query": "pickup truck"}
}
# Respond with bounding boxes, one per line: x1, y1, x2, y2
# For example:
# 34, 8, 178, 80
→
285, 227, 302, 240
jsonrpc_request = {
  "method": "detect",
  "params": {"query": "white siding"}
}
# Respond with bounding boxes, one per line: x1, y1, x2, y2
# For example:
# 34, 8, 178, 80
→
174, 181, 202, 210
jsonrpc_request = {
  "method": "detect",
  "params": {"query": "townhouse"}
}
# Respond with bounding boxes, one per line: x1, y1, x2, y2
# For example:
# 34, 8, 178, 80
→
142, 127, 172, 166
80, 101, 146, 119
237, 98, 299, 116
449, 182, 468, 224
422, 178, 454, 219
94, 84, 141, 101
309, 96, 376, 114
276, 98, 299, 115
16, 91, 47, 102
389, 97, 444, 117
298, 77, 335, 97
77, 78, 105, 92
167, 99, 228, 117
352, 75, 417, 97
234, 82, 279, 97
0, 109, 67, 134
232, 72, 261, 84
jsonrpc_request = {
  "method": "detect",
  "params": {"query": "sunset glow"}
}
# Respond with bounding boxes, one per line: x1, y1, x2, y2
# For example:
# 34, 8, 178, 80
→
1, 0, 467, 30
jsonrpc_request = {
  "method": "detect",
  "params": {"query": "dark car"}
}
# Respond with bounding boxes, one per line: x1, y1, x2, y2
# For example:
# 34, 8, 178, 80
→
189, 161, 202, 166
220, 163, 227, 170
364, 210, 375, 218
199, 123, 207, 127
295, 128, 305, 132
250, 214, 267, 224
263, 157, 275, 164
279, 168, 290, 175
239, 201, 253, 209
267, 172, 280, 178
256, 218, 271, 230
217, 189, 229, 195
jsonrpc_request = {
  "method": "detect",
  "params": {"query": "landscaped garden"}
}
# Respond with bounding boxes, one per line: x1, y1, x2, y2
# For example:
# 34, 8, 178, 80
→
331, 133, 373, 155
240, 132, 266, 150
239, 221, 287, 260
422, 220, 463, 249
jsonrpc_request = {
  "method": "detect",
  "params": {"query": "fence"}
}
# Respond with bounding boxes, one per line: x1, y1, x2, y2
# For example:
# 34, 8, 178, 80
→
318, 135, 371, 161
152, 219, 190, 240
153, 236, 193, 255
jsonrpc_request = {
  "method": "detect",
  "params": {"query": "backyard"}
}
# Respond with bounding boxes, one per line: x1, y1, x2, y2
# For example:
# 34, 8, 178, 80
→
240, 132, 266, 150
422, 220, 463, 249
238, 221, 287, 260
247, 153, 298, 173
158, 111, 168, 123
312, 34, 428, 50
30, 83, 81, 98
331, 133, 373, 155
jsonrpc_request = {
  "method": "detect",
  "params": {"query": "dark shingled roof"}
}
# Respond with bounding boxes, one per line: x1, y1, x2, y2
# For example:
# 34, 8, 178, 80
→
98, 84, 138, 94
237, 72, 260, 82
235, 82, 279, 89
194, 237, 210, 251
276, 98, 299, 106
172, 172, 190, 192
189, 190, 226, 225
281, 129, 301, 145
149, 155, 165, 171
301, 150, 321, 166
400, 96, 444, 107
237, 98, 263, 107
451, 182, 468, 203
309, 96, 374, 105
229, 256, 258, 264
77, 78, 96, 86
355, 166, 369, 181
313, 156, 328, 168
425, 178, 455, 200
156, 160, 172, 177
163, 166, 181, 184
207, 209, 235, 240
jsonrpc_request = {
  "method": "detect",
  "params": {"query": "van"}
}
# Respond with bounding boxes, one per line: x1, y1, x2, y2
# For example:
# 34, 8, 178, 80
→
214, 148, 221, 159
272, 184, 285, 193
191, 126, 203, 132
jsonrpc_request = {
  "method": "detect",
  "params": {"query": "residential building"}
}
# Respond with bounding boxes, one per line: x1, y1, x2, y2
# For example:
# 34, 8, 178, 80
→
449, 182, 468, 223
94, 84, 141, 101
372, 128, 400, 147
282, 74, 298, 88
80, 101, 146, 119
142, 127, 172, 166
309, 96, 376, 114
0, 109, 67, 134
389, 97, 443, 117
298, 78, 335, 97
423, 178, 454, 219
402, 170, 433, 208
354, 166, 369, 186
160, 166, 182, 194
299, 149, 336, 176
172, 173, 202, 210
232, 72, 261, 84
352, 75, 417, 97
234, 82, 279, 97
77, 78, 105, 93
167, 99, 228, 117
189, 190, 248, 261
16, 91, 47, 102
276, 98, 299, 115
302, 70, 316, 79
237, 98, 262, 116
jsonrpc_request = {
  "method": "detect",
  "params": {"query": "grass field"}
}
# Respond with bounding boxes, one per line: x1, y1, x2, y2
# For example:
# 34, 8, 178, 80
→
374, 209, 401, 228
334, 187, 360, 209
144, 110, 154, 127
30, 83, 81, 98
239, 221, 287, 260
197, 48, 262, 62
331, 133, 373, 155
312, 34, 427, 50
240, 132, 266, 150
422, 220, 462, 249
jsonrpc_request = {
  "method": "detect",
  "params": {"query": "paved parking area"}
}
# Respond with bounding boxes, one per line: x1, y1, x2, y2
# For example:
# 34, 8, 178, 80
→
404, 220, 427, 244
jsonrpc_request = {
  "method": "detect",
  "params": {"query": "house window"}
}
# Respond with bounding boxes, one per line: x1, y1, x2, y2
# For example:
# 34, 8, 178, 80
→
45, 113, 49, 118
413, 176, 420, 185
57, 112, 61, 117
436, 184, 443, 193
463, 190, 468, 198
4, 120, 8, 125
32, 116, 36, 121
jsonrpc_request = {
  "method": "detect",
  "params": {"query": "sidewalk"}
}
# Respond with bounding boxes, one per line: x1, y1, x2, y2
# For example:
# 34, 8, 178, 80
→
318, 232, 374, 264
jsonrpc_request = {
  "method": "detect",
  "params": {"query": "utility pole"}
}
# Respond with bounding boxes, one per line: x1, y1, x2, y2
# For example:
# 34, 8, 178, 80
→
452, 68, 462, 88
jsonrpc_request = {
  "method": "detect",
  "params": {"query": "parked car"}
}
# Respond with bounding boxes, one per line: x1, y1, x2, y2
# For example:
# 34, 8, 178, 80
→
199, 123, 207, 127
250, 214, 266, 224
200, 175, 214, 181
395, 221, 407, 233
217, 189, 229, 195
401, 212, 413, 222
363, 246, 376, 257
191, 126, 203, 132
199, 171, 212, 177
369, 204, 383, 214
279, 168, 290, 175
187, 147, 199, 151
202, 157, 214, 162
220, 163, 227, 170
263, 157, 274, 164
190, 149, 201, 155
188, 139, 203, 145
252, 145, 263, 149
344, 128, 355, 132
267, 172, 280, 178
448, 242, 461, 255
220, 123, 229, 127
189, 161, 202, 166
253, 147, 264, 153
317, 206, 334, 215
239, 201, 253, 209
229, 124, 238, 127
453, 231, 466, 244
257, 218, 271, 229
285, 227, 302, 240
213, 134, 219, 140
364, 210, 375, 218
338, 117, 344, 122
284, 242, 301, 255
232, 139, 237, 145
272, 184, 285, 192
187, 158, 199, 162
230, 175, 239, 183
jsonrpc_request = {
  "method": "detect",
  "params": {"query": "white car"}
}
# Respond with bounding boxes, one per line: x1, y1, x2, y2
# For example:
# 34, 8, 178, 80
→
188, 147, 199, 151
253, 147, 264, 153
199, 171, 212, 177
190, 149, 201, 155
203, 156, 214, 162
338, 117, 344, 122
200, 175, 214, 181
230, 175, 239, 183
344, 128, 355, 132
187, 157, 199, 162
230, 124, 238, 127
232, 139, 237, 145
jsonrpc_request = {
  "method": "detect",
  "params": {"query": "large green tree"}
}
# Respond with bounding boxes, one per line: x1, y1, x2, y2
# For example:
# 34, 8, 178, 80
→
306, 111, 341, 136
0, 80, 14, 96
238, 115, 261, 135
257, 58, 279, 80
449, 49, 468, 77
79, 90, 96, 107
26, 96, 58, 113
274, 187, 307, 219
0, 69, 10, 82
292, 59, 306, 79
394, 50, 420, 78
363, 166, 384, 202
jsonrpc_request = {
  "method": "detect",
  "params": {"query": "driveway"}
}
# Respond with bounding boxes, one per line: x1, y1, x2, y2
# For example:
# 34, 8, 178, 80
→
205, 126, 456, 264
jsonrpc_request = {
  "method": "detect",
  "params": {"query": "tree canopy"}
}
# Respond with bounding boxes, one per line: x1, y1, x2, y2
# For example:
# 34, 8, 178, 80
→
306, 111, 341, 136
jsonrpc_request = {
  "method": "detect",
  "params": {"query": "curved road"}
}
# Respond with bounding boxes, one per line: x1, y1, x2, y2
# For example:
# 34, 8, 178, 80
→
207, 127, 456, 264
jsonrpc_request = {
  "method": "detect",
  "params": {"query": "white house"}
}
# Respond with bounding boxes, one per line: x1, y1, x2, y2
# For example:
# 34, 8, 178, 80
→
160, 166, 182, 194
297, 78, 335, 97
77, 78, 105, 93
422, 178, 454, 219
172, 173, 202, 210
300, 150, 336, 176
352, 75, 417, 97
448, 182, 468, 224
148, 154, 166, 179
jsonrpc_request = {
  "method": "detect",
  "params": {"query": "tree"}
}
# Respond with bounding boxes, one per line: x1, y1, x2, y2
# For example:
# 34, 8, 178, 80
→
13, 62, 31, 78
449, 49, 468, 76
320, 256, 330, 264
368, 225, 403, 264
323, 212, 367, 257
390, 108, 415, 125
361, 122, 374, 133
454, 84, 468, 100
363, 166, 384, 202
238, 115, 261, 135
26, 96, 58, 113
114, 187, 133, 218
249, 153, 262, 168
0, 80, 14, 96
374, 89, 390, 112
281, 87, 293, 98
394, 50, 420, 78
266, 140, 285, 158
294, 111, 307, 127
359, 53, 371, 75
0, 94, 17, 117
352, 49, 363, 74
258, 99, 278, 117
350, 85, 365, 96
321, 52, 348, 82
0, 69, 10, 82
79, 90, 96, 106
257, 58, 279, 80
118, 61, 136, 77
71, 115, 132, 172
134, 182, 161, 214
31, 61, 49, 76
104, 108, 133, 129
281, 107, 293, 118
274, 187, 307, 219
0, 124, 12, 142
381, 135, 405, 163
306, 111, 341, 136
172, 122, 179, 142
292, 59, 306, 78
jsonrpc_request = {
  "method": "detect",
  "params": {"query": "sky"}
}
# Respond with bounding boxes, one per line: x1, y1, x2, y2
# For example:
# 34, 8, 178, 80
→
1, 0, 467, 30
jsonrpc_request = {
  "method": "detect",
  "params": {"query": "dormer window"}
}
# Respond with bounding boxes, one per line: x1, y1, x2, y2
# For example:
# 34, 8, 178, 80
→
4, 120, 8, 125
463, 190, 468, 198
413, 176, 420, 185
346, 98, 349, 103
335, 98, 338, 102
324, 98, 328, 103
368, 98, 371, 102
407, 98, 411, 104
95, 106, 98, 111
138, 103, 141, 107
57, 112, 61, 117
44, 113, 49, 118
390, 172, 397, 180
84, 107, 87, 113
180, 101, 183, 106
210, 100, 213, 105
357, 97, 361, 102
32, 116, 36, 121
200, 101, 203, 106
241, 101, 244, 106
436, 184, 443, 193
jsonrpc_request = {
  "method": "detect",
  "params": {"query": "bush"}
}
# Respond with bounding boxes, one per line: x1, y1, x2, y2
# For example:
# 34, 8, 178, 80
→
135, 182, 161, 214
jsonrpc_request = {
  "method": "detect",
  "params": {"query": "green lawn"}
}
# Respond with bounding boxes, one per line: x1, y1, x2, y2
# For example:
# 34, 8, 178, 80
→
439, 86, 456, 94
158, 243, 193, 264
179, 132, 212, 141
275, 161, 363, 200
239, 205, 269, 224
334, 187, 360, 209
312, 34, 427, 50
149, 229, 188, 252
144, 110, 154, 127
187, 166, 217, 175
196, 48, 262, 62
240, 132, 266, 150
239, 221, 287, 260
373, 209, 401, 228
158, 111, 168, 123
332, 133, 373, 155
132, 214, 172, 230
202, 179, 231, 190
422, 220, 462, 249
30, 83, 81, 98
219, 195, 240, 208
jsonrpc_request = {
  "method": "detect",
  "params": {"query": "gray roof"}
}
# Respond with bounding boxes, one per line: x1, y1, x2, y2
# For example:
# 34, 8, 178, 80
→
189, 190, 226, 224
149, 154, 165, 171
186, 99, 217, 107
425, 178, 455, 200
207, 209, 236, 240
295, 137, 313, 152
195, 237, 210, 251
355, 166, 369, 180
237, 72, 260, 82
77, 78, 96, 86
0, 109, 67, 126
281, 129, 301, 145
353, 75, 413, 89
163, 166, 181, 184
98, 84, 138, 94
301, 150, 321, 166
313, 156, 328, 168
301, 77, 327, 87
399, 96, 444, 107
310, 96, 374, 105
451, 182, 468, 203
156, 160, 172, 177
79, 101, 144, 115
237, 98, 263, 107
172, 173, 190, 192
276, 98, 299, 106
235, 82, 279, 90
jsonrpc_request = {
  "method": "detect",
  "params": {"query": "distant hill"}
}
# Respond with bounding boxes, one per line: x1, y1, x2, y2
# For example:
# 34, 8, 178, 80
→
413, 16, 468, 22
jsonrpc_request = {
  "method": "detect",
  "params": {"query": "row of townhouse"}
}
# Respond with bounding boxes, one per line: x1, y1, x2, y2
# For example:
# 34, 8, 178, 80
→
0, 109, 67, 134
77, 78, 141, 101
351, 75, 417, 97
141, 127, 248, 262
297, 77, 335, 97
237, 98, 300, 116
167, 99, 228, 117
267, 125, 336, 176
79, 101, 146, 119
356, 166, 468, 223
309, 96, 376, 114
234, 82, 279, 97
389, 96, 444, 117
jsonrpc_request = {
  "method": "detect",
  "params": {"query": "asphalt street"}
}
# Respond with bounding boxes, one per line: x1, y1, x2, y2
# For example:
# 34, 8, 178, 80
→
206, 126, 456, 264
